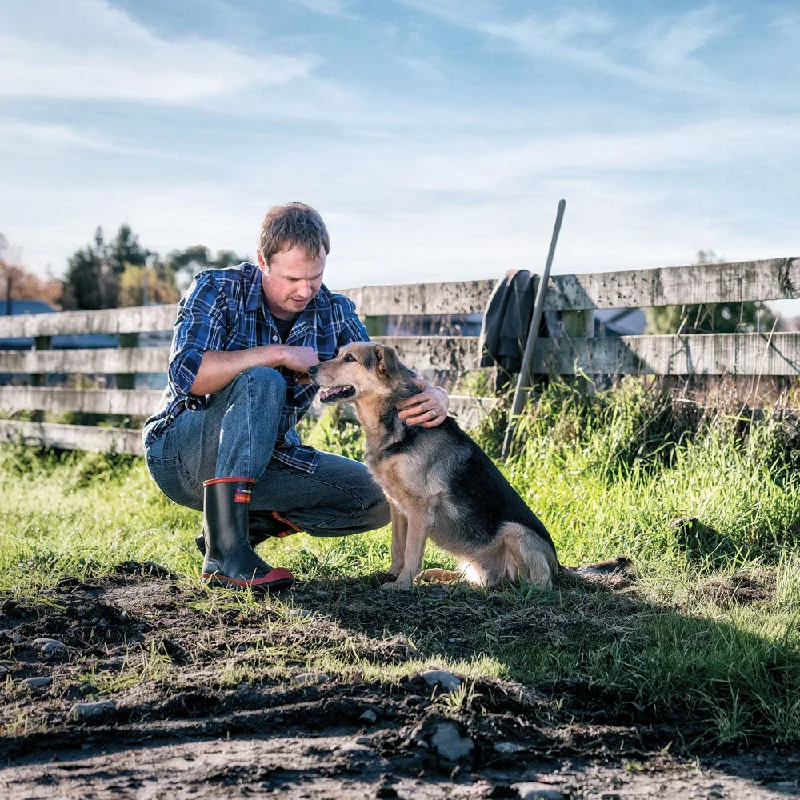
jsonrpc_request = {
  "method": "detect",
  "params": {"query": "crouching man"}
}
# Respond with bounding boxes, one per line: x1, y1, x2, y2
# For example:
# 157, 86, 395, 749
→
142, 202, 449, 591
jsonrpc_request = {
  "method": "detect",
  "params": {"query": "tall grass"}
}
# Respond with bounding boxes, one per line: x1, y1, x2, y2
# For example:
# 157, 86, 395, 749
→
1, 377, 799, 743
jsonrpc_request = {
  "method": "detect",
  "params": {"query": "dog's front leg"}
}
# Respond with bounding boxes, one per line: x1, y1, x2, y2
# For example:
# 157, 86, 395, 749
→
387, 502, 407, 578
382, 503, 433, 591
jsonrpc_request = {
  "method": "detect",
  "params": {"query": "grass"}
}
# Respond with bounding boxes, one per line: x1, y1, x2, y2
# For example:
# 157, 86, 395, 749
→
1, 377, 799, 745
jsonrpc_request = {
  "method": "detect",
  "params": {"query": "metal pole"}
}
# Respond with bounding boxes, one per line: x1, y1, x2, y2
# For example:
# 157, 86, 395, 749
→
501, 199, 566, 460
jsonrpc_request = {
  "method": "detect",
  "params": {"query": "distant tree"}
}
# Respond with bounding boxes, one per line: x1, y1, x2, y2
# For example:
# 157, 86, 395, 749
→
62, 224, 154, 309
118, 263, 179, 307
0, 233, 62, 308
62, 226, 106, 309
164, 246, 249, 292
646, 250, 775, 334
62, 226, 248, 308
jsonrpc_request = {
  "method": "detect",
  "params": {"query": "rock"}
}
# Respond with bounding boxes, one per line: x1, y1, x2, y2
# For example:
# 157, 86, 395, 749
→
12, 632, 23, 644
23, 676, 51, 689
33, 638, 67, 653
430, 722, 473, 761
419, 669, 461, 693
494, 741, 526, 754
291, 672, 329, 686
512, 782, 564, 800
70, 700, 116, 720
359, 709, 378, 724
339, 742, 371, 753
0, 665, 7, 678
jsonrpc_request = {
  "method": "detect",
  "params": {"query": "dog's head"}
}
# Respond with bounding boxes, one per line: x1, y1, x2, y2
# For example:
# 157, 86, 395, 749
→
309, 342, 414, 405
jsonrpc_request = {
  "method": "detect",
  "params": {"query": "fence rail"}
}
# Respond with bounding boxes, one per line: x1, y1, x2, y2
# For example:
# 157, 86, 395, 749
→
1, 256, 798, 454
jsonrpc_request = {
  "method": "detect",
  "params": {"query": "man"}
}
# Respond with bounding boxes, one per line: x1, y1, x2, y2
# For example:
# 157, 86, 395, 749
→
143, 203, 449, 591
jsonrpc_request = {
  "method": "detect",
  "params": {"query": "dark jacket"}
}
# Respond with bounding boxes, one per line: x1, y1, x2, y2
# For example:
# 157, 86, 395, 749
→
479, 269, 548, 374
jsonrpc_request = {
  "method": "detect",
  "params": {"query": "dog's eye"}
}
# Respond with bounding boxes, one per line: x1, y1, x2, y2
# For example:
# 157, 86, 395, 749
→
343, 354, 356, 363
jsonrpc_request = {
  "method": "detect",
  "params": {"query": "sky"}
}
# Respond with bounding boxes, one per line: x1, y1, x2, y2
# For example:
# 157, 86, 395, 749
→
1, 0, 799, 290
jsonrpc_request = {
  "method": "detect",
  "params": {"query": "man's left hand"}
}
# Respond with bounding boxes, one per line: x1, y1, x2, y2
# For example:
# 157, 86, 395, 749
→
397, 378, 450, 428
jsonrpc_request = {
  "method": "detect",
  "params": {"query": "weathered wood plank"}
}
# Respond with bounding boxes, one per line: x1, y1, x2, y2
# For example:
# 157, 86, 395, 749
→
344, 257, 799, 314
543, 257, 800, 311
533, 332, 800, 376
3, 332, 797, 386
342, 280, 496, 316
0, 304, 178, 338
0, 387, 162, 416
0, 258, 796, 340
0, 421, 142, 455
374, 336, 482, 371
0, 348, 170, 374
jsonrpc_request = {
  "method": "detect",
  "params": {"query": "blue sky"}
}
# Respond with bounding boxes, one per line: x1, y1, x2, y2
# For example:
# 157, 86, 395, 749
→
2, 0, 799, 289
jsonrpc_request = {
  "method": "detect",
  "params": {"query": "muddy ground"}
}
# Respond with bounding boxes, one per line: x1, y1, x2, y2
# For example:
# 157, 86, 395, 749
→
1, 565, 798, 799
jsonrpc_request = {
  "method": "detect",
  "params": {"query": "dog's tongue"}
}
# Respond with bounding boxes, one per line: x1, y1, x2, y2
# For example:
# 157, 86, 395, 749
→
320, 387, 343, 401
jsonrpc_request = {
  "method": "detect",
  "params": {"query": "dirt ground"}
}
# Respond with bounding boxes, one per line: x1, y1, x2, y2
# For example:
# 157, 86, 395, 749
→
1, 565, 798, 799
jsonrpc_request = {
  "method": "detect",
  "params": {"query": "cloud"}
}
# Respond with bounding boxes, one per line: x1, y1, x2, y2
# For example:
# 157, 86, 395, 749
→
0, 0, 315, 103
292, 0, 350, 15
635, 6, 735, 72
395, 1, 735, 96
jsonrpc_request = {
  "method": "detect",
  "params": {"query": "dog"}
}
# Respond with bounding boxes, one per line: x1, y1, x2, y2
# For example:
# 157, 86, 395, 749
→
308, 343, 559, 591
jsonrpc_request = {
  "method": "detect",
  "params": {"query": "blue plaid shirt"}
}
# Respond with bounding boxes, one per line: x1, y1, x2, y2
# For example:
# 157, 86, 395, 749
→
143, 261, 368, 473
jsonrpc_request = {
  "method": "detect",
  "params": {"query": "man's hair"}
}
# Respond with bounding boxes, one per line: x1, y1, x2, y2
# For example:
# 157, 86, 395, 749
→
257, 202, 330, 267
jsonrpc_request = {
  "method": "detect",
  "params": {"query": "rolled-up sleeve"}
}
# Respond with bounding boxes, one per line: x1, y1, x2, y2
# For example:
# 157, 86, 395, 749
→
168, 275, 227, 397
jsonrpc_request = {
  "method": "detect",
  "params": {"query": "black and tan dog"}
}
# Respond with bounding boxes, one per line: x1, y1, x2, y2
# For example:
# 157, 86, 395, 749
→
308, 343, 559, 591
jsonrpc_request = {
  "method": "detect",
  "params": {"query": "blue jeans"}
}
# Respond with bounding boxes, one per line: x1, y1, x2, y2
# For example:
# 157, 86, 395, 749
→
144, 367, 390, 536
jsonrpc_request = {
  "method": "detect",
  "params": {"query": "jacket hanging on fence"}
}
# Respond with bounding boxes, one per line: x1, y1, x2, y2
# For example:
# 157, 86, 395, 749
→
479, 269, 549, 374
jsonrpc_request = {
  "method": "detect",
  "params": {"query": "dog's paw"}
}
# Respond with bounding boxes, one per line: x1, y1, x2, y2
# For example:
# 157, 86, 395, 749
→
381, 579, 410, 591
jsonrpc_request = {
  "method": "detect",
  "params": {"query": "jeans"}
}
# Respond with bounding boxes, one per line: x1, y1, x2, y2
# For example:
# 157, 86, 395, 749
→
144, 367, 390, 536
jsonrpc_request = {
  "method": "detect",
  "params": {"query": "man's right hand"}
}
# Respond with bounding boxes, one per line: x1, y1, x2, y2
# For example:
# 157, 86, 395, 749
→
279, 345, 320, 377
190, 345, 320, 396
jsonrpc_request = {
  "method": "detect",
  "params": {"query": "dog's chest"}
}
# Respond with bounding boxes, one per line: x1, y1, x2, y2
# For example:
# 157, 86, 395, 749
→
366, 452, 431, 509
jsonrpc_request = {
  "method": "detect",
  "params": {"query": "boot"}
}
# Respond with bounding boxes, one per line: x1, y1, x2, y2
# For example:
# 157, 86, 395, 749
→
201, 477, 294, 591
195, 510, 302, 555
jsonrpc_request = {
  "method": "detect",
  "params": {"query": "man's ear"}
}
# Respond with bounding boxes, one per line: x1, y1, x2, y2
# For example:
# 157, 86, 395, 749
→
375, 344, 401, 376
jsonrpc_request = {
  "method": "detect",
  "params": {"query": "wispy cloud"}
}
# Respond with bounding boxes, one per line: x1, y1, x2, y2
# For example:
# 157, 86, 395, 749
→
291, 0, 350, 15
0, 0, 315, 103
395, 1, 735, 96
0, 120, 214, 163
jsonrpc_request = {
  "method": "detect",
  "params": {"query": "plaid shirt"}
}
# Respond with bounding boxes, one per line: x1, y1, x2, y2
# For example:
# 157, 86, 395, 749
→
143, 261, 368, 473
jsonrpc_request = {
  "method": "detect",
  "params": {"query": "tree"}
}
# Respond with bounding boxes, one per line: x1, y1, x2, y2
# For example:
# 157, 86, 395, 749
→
62, 224, 153, 309
164, 246, 249, 292
61, 225, 249, 309
0, 232, 63, 308
646, 250, 775, 334
117, 263, 179, 307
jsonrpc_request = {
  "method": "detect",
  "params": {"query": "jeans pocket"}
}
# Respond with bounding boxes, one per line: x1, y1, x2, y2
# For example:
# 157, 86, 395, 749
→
146, 454, 202, 510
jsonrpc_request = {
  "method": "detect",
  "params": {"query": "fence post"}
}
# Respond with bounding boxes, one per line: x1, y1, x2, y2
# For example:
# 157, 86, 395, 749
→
561, 310, 595, 394
116, 333, 138, 392
31, 335, 51, 423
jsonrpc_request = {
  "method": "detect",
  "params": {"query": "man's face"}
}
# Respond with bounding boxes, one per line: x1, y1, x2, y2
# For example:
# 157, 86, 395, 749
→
258, 245, 326, 320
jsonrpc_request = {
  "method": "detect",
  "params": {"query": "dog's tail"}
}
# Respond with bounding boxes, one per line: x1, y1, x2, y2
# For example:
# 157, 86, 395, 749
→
500, 522, 559, 589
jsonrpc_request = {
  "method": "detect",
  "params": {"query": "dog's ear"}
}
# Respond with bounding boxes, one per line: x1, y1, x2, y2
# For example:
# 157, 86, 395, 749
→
375, 344, 401, 377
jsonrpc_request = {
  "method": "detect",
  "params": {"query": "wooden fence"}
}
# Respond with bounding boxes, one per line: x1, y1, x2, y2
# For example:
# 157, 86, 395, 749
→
0, 257, 798, 455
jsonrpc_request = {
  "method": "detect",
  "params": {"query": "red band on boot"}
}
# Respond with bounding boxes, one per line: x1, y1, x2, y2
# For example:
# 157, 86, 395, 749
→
203, 477, 255, 486
202, 568, 295, 589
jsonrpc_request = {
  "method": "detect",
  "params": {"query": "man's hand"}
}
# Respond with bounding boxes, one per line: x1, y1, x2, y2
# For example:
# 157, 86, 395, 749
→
190, 345, 319, 396
397, 378, 449, 428
279, 345, 319, 385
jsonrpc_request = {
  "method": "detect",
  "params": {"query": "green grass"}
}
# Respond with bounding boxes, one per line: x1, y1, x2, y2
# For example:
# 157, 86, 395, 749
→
1, 377, 799, 745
